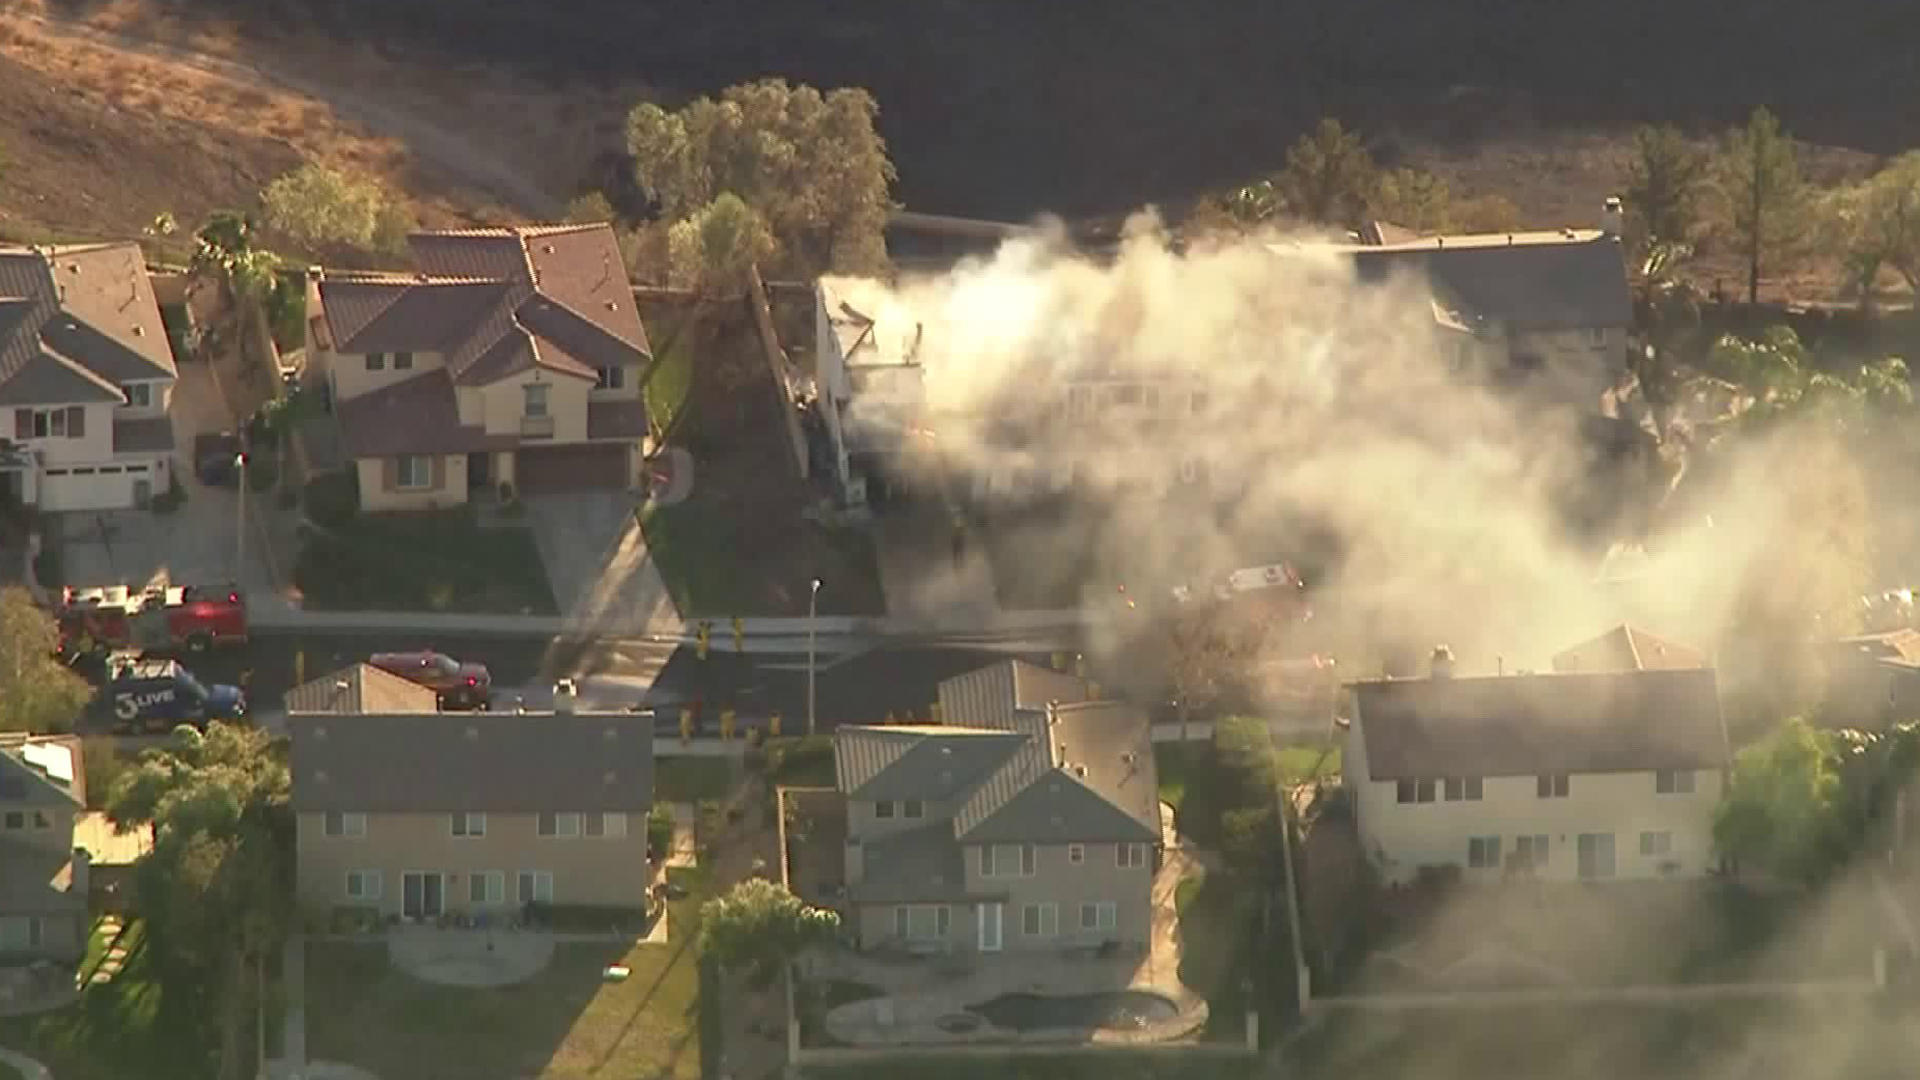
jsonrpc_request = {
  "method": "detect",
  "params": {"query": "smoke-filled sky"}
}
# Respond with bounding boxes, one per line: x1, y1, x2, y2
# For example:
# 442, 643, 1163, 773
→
828, 211, 1855, 675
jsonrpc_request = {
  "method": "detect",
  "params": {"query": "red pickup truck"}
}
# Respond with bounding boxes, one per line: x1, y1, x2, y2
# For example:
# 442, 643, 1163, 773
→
55, 585, 250, 659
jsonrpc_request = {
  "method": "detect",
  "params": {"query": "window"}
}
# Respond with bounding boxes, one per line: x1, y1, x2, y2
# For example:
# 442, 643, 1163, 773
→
470, 870, 506, 905
596, 365, 626, 390
1514, 834, 1550, 868
523, 383, 550, 418
1068, 843, 1084, 865
1537, 773, 1570, 799
0, 917, 43, 951
1444, 777, 1484, 802
1467, 836, 1502, 869
900, 800, 926, 819
1079, 901, 1117, 932
365, 352, 386, 371
1117, 842, 1148, 870
393, 351, 414, 370
1, 811, 22, 830
345, 870, 383, 900
31, 811, 52, 830
1395, 778, 1437, 803
120, 383, 152, 408
451, 812, 486, 838
516, 870, 554, 904
874, 801, 896, 819
538, 812, 582, 838
893, 905, 950, 940
1022, 903, 1059, 937
586, 813, 627, 838
1655, 770, 1696, 795
395, 455, 432, 490
1639, 831, 1673, 857
979, 843, 1036, 878
1587, 328, 1608, 347
14, 406, 85, 440
1109, 385, 1143, 406
323, 812, 366, 838
1577, 833, 1617, 879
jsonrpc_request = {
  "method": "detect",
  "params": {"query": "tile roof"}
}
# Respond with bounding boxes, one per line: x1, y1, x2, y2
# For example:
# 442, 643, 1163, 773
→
1351, 668, 1728, 781
288, 712, 654, 813
0, 734, 85, 809
284, 663, 439, 715
332, 371, 517, 458
0, 243, 177, 406
1553, 625, 1706, 674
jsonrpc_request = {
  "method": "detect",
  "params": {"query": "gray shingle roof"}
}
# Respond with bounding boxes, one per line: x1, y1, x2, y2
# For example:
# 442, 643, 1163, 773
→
847, 822, 983, 904
1553, 625, 1706, 674
0, 351, 124, 405
834, 725, 1028, 803
936, 659, 1092, 732
288, 713, 653, 813
1352, 669, 1728, 781
0, 734, 85, 809
0, 243, 177, 405
0, 838, 82, 911
284, 663, 439, 715
1346, 233, 1631, 331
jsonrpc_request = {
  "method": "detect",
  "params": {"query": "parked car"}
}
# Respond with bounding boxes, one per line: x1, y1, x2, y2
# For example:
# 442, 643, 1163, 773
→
193, 431, 247, 487
104, 654, 247, 733
369, 650, 492, 709
55, 584, 249, 658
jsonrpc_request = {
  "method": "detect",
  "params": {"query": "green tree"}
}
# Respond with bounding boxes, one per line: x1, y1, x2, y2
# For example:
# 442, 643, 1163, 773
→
1828, 152, 1920, 300
1711, 326, 1912, 432
1624, 124, 1710, 254
1455, 192, 1524, 233
108, 723, 291, 1080
1368, 167, 1453, 233
191, 213, 280, 308
0, 586, 92, 733
626, 79, 895, 278
1716, 107, 1812, 304
665, 192, 779, 293
260, 164, 408, 253
1275, 118, 1377, 228
564, 191, 618, 225
1714, 718, 1843, 884
698, 877, 839, 986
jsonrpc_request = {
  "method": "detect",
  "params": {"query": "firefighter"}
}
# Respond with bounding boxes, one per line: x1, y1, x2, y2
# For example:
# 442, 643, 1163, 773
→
696, 621, 711, 661
679, 707, 694, 745
732, 616, 745, 655
768, 710, 782, 737
720, 708, 736, 742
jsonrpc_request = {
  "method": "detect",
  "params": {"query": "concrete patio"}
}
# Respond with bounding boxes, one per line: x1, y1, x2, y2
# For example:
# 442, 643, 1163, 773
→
385, 925, 557, 988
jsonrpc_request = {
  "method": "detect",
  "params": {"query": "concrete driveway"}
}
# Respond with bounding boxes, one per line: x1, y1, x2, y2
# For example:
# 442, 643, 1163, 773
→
523, 493, 681, 637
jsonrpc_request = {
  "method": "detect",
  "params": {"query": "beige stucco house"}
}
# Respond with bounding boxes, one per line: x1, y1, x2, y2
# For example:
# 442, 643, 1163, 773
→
0, 735, 89, 963
303, 224, 653, 511
832, 660, 1161, 955
1344, 649, 1730, 885
289, 712, 654, 920
0, 242, 179, 511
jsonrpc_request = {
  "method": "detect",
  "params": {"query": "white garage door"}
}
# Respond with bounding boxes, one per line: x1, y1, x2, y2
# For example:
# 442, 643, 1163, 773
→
39, 464, 139, 512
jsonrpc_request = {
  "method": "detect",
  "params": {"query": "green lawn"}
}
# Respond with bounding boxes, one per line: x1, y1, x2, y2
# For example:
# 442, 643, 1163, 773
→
0, 920, 209, 1080
293, 508, 558, 615
1274, 742, 1341, 785
638, 499, 884, 618
0, 1056, 22, 1080
654, 757, 739, 803
1156, 743, 1200, 812
307, 869, 711, 1080
763, 736, 837, 788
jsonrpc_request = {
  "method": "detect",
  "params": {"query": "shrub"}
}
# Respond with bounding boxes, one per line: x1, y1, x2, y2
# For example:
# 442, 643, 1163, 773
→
246, 458, 279, 493
648, 805, 674, 860
303, 470, 359, 528
523, 901, 652, 931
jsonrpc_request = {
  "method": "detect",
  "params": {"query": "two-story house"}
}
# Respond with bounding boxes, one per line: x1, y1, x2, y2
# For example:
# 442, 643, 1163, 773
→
288, 712, 654, 920
832, 660, 1161, 955
1344, 648, 1730, 885
0, 735, 88, 963
303, 224, 654, 511
1553, 624, 1706, 674
0, 242, 178, 511
283, 662, 441, 715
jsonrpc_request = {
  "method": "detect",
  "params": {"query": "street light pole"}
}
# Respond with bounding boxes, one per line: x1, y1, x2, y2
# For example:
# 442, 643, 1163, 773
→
235, 453, 248, 581
807, 578, 822, 736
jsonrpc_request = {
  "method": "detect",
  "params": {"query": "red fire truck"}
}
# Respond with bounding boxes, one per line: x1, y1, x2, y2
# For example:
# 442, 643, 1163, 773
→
54, 585, 250, 660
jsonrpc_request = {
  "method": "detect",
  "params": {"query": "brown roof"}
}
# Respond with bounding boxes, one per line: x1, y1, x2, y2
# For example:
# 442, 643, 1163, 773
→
1553, 625, 1706, 673
0, 243, 176, 405
333, 372, 518, 458
288, 712, 654, 813
314, 225, 649, 398
1352, 669, 1727, 781
284, 663, 439, 715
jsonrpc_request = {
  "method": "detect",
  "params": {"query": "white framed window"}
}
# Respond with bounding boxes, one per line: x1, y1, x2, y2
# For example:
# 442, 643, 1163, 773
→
893, 904, 950, 940
1537, 773, 1570, 799
874, 801, 896, 819
1116, 843, 1147, 870
516, 870, 554, 904
596, 365, 625, 390
451, 812, 486, 838
586, 813, 627, 838
393, 351, 414, 370
1021, 903, 1059, 937
0, 916, 43, 951
323, 812, 366, 838
1444, 777, 1484, 802
538, 812, 582, 838
470, 870, 506, 905
1395, 779, 1437, 804
1079, 901, 1117, 932
1467, 836, 1502, 869
1655, 769, 1696, 795
1587, 328, 1607, 347
120, 383, 152, 408
344, 870, 383, 900
365, 352, 386, 371
979, 843, 1036, 878
395, 455, 432, 490
902, 800, 924, 819
523, 383, 550, 418
1514, 834, 1550, 868
15, 406, 84, 440
1639, 830, 1673, 857
1067, 843, 1084, 865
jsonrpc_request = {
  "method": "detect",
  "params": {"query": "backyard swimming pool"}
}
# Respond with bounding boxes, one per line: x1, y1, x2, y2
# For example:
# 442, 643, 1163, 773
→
967, 990, 1179, 1032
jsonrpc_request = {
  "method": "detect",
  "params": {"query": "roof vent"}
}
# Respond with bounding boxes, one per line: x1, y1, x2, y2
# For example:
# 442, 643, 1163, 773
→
940, 746, 952, 755
543, 244, 556, 254
68, 263, 80, 274
1507, 234, 1514, 246
334, 680, 351, 693
1049, 782, 1061, 794
464, 726, 480, 740
313, 726, 328, 740
1436, 237, 1445, 249
603, 727, 618, 742
315, 769, 329, 783
1073, 764, 1088, 778
132, 326, 145, 336
605, 300, 618, 311
604, 771, 617, 785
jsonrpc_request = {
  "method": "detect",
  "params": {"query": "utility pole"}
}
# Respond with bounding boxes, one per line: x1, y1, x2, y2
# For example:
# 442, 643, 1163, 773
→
807, 578, 822, 736
236, 453, 248, 581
